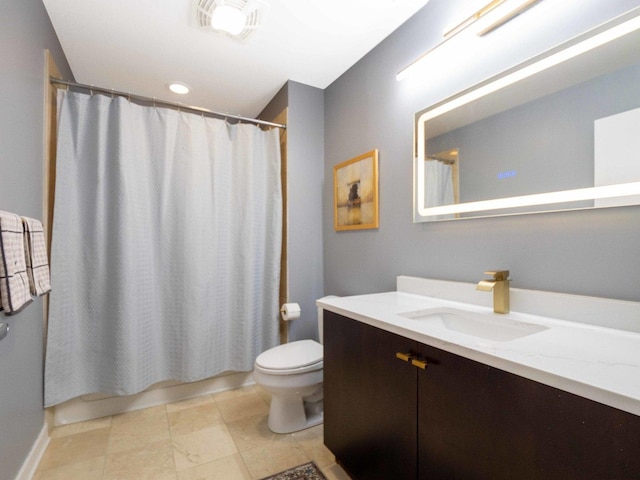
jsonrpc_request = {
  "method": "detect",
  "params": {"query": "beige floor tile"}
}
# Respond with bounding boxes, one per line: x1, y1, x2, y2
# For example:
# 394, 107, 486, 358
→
226, 413, 288, 452
240, 438, 310, 479
168, 402, 224, 436
103, 438, 176, 480
33, 456, 105, 480
108, 412, 170, 454
111, 404, 167, 425
212, 385, 257, 402
177, 453, 252, 480
216, 391, 269, 424
166, 394, 215, 413
51, 416, 112, 439
321, 463, 352, 480
38, 426, 110, 471
172, 424, 238, 471
36, 386, 337, 479
292, 425, 335, 468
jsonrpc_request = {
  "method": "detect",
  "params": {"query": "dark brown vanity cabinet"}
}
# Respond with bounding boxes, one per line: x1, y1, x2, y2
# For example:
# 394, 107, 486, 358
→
324, 311, 640, 480
323, 310, 417, 480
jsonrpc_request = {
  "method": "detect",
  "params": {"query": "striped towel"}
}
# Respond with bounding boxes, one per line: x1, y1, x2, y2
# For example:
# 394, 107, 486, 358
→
22, 217, 51, 296
0, 211, 32, 314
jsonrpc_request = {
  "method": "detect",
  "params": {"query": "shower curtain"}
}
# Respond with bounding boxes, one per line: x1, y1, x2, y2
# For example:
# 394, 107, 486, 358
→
425, 159, 454, 207
44, 90, 282, 407
425, 159, 455, 221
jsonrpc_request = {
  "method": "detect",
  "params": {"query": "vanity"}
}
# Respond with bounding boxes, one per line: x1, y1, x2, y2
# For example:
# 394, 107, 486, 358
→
318, 276, 640, 480
319, 6, 640, 478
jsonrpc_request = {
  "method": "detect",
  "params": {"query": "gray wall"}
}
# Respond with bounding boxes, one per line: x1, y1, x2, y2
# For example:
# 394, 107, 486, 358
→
0, 1, 72, 479
261, 81, 325, 342
286, 82, 325, 341
324, 0, 640, 303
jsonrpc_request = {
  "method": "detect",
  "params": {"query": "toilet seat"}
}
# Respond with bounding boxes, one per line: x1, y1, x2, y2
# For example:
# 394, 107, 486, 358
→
255, 339, 323, 376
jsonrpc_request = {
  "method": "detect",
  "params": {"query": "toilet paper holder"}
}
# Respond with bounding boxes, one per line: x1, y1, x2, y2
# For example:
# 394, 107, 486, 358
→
280, 303, 301, 321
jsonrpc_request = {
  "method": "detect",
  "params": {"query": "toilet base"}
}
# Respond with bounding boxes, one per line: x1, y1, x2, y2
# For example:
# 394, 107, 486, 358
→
267, 396, 324, 434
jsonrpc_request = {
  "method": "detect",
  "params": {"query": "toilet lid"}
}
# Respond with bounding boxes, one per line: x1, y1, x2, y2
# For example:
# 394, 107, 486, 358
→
255, 339, 323, 370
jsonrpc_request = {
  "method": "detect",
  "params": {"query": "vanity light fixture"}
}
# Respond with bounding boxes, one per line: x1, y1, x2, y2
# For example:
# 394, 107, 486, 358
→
398, 0, 543, 81
168, 82, 190, 95
471, 0, 542, 37
442, 0, 540, 39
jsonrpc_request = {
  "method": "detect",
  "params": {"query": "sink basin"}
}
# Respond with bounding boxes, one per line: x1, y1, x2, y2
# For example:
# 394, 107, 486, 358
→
399, 307, 548, 342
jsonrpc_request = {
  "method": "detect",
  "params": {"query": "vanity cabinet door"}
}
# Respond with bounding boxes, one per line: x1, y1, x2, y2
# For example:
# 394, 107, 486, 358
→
417, 343, 524, 479
324, 311, 418, 480
416, 343, 640, 480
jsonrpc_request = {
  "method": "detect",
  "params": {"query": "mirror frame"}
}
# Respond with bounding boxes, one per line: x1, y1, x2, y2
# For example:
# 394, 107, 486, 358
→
414, 6, 640, 222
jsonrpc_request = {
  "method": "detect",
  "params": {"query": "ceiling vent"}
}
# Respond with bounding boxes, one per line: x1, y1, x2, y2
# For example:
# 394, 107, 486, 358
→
193, 0, 268, 41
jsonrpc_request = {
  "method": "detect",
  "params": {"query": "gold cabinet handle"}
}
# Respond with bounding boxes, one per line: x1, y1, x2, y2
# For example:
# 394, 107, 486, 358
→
412, 358, 428, 369
397, 352, 428, 369
396, 352, 414, 362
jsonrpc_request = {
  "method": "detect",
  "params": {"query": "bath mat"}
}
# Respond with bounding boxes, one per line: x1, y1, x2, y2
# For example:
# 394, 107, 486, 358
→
260, 462, 327, 480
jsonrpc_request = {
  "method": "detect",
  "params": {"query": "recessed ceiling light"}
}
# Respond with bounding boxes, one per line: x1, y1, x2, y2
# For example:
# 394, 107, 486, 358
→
168, 82, 190, 95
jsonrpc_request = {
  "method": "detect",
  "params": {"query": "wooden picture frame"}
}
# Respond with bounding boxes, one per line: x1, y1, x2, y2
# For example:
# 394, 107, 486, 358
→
333, 149, 379, 231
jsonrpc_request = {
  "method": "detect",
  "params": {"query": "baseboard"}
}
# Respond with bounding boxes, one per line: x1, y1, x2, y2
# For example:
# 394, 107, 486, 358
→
53, 371, 255, 425
15, 423, 49, 480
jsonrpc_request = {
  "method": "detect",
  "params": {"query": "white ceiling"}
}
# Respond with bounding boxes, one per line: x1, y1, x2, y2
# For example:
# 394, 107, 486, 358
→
43, 0, 431, 117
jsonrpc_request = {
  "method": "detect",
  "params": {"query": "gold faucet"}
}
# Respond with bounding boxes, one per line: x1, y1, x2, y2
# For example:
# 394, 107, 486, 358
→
476, 270, 510, 314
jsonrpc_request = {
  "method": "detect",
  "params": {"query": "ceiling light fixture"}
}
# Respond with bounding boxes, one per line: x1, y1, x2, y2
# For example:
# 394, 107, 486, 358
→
210, 4, 247, 35
398, 0, 542, 81
168, 82, 190, 94
193, 0, 268, 41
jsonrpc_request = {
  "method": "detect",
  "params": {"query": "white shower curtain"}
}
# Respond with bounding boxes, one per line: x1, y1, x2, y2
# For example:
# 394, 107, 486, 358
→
424, 159, 455, 221
45, 90, 282, 407
425, 159, 454, 207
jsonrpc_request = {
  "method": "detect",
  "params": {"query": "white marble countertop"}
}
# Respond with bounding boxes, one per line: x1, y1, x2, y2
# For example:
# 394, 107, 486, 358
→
317, 277, 640, 417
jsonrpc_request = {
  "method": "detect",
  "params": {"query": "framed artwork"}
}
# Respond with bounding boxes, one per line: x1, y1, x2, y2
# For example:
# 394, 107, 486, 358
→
333, 149, 379, 231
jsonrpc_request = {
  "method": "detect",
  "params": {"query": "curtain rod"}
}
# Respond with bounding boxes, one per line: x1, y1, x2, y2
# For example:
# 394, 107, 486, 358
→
49, 77, 286, 130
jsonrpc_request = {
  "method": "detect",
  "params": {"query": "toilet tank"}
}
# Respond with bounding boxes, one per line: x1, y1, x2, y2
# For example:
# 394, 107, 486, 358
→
317, 296, 338, 344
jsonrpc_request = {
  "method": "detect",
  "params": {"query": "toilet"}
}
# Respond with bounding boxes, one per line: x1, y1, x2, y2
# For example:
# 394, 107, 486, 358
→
253, 298, 335, 434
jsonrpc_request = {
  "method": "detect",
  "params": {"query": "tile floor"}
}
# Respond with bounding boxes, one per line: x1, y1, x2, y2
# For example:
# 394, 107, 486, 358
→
34, 386, 351, 480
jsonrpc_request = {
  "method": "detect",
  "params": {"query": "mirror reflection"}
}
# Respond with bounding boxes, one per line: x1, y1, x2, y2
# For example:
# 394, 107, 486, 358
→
414, 8, 640, 222
424, 149, 459, 210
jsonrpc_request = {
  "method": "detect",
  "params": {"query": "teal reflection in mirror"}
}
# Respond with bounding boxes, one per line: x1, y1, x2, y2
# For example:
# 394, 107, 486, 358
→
414, 7, 640, 222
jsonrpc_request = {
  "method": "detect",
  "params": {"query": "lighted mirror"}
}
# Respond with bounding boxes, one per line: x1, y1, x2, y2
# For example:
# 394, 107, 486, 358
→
414, 7, 640, 222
